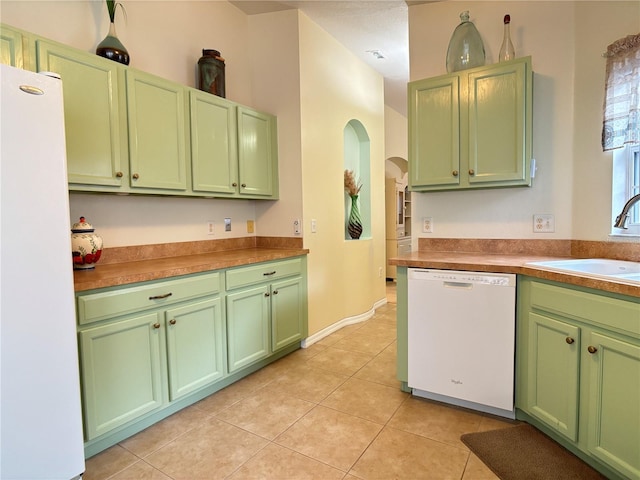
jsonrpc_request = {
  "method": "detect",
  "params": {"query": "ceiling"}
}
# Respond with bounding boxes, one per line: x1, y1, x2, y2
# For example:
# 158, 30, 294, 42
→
230, 1, 430, 116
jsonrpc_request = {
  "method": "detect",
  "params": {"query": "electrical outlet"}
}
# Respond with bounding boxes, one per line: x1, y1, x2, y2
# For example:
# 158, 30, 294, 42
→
533, 214, 555, 233
224, 218, 231, 232
294, 219, 302, 235
207, 222, 214, 235
246, 220, 254, 233
422, 217, 433, 233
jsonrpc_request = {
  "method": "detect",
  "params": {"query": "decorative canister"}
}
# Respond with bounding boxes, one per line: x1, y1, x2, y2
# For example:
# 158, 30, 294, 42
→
197, 49, 226, 98
71, 216, 103, 270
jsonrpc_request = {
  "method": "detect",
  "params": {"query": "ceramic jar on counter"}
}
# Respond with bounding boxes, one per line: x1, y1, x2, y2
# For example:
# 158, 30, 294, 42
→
71, 216, 103, 270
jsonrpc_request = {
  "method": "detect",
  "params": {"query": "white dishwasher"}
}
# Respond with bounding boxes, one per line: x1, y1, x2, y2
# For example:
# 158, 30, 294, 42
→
408, 268, 516, 419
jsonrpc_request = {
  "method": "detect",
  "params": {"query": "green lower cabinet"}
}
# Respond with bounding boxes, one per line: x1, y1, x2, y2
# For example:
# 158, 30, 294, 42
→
79, 312, 164, 440
226, 285, 270, 372
165, 297, 225, 401
585, 331, 640, 479
517, 277, 640, 480
271, 277, 305, 352
525, 312, 580, 442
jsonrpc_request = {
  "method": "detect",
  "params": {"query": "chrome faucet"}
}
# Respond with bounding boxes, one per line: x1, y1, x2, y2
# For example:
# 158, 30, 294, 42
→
614, 193, 640, 228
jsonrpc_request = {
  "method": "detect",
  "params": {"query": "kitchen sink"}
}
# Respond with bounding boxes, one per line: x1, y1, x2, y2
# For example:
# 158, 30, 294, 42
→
526, 258, 640, 285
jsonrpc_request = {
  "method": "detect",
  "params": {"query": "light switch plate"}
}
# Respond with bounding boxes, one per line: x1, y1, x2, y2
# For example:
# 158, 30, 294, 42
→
224, 218, 231, 232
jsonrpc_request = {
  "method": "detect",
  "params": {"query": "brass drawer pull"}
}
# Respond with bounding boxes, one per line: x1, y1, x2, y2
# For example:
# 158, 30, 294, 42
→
264, 292, 270, 297
232, 182, 238, 187
273, 289, 278, 295
241, 183, 247, 188
587, 345, 598, 354
132, 173, 139, 180
469, 169, 475, 176
169, 319, 177, 325
263, 271, 276, 276
565, 337, 575, 345
149, 293, 172, 300
115, 171, 123, 178
452, 170, 459, 177
153, 323, 160, 329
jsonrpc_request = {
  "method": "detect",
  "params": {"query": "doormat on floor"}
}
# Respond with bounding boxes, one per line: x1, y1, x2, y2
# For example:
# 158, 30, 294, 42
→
460, 423, 607, 480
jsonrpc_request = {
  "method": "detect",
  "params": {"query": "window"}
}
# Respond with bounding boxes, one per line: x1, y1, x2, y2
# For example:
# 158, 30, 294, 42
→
611, 144, 640, 236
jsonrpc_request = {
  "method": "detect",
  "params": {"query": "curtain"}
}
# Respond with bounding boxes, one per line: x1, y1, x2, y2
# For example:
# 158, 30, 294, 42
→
602, 33, 640, 151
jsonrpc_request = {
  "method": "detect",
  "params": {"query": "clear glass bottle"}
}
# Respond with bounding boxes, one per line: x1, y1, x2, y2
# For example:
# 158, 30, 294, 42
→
499, 14, 515, 62
446, 11, 486, 73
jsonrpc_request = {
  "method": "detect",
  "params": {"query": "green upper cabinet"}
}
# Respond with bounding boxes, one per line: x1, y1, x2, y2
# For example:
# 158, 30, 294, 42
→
2, 24, 280, 200
237, 106, 279, 198
36, 40, 126, 188
1, 24, 28, 69
126, 70, 188, 192
190, 89, 238, 195
409, 56, 533, 191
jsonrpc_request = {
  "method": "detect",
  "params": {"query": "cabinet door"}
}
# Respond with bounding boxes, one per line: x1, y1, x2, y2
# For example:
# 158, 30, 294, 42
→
408, 75, 460, 189
525, 312, 580, 441
126, 70, 187, 191
79, 313, 164, 440
189, 90, 238, 194
37, 40, 125, 187
1, 25, 25, 68
226, 285, 270, 372
271, 277, 304, 352
467, 59, 531, 187
585, 331, 640, 479
237, 106, 278, 198
165, 298, 225, 401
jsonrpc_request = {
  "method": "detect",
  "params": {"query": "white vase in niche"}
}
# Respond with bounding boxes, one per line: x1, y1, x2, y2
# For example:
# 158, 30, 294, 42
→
71, 216, 103, 270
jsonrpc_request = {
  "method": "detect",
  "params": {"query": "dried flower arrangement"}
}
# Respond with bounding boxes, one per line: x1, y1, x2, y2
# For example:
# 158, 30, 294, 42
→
344, 169, 362, 197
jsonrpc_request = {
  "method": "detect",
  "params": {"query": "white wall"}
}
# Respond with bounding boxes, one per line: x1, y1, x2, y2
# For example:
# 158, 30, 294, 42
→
1, 1, 258, 247
408, 1, 639, 242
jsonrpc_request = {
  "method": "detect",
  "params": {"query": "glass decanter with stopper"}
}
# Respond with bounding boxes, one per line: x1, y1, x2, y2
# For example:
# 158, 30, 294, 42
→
446, 11, 486, 73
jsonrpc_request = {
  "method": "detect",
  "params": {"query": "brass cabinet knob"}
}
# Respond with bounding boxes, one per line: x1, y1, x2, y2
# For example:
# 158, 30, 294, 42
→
241, 183, 247, 188
587, 345, 598, 354
273, 290, 279, 295
132, 173, 139, 180
115, 171, 124, 178
264, 292, 270, 297
452, 170, 459, 177
169, 319, 177, 325
469, 169, 475, 176
232, 182, 238, 187
565, 337, 575, 344
153, 323, 160, 329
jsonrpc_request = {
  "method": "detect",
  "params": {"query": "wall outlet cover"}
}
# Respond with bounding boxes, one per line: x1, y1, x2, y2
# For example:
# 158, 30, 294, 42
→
533, 214, 555, 233
422, 217, 433, 233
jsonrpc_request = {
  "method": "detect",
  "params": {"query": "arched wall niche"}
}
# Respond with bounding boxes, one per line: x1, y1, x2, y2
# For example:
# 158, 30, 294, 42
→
343, 119, 371, 240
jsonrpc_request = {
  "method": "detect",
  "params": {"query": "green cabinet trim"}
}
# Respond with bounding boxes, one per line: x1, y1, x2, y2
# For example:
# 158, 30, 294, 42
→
1, 24, 28, 69
409, 56, 533, 191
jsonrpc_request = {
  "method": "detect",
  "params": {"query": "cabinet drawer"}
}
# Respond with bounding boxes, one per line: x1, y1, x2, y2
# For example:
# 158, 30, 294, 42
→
226, 258, 302, 290
77, 272, 221, 325
530, 281, 640, 337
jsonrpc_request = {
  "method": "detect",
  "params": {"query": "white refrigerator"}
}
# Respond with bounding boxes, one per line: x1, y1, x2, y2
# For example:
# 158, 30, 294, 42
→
0, 64, 85, 479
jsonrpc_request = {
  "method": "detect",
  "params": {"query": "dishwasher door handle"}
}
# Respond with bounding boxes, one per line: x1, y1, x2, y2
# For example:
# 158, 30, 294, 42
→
443, 281, 473, 289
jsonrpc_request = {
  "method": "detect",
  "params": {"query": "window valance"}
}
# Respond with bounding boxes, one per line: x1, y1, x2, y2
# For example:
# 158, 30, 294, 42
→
602, 33, 640, 151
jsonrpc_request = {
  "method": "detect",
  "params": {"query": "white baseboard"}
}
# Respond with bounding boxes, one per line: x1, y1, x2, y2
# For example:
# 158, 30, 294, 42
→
301, 296, 388, 348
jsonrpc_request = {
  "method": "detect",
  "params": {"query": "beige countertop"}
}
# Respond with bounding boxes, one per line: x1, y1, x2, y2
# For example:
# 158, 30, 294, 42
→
73, 238, 308, 292
389, 239, 640, 298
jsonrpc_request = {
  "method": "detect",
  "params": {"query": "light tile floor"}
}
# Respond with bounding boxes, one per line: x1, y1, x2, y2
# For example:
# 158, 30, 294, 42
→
84, 282, 515, 480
